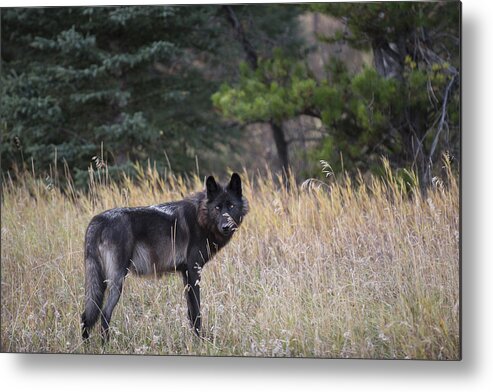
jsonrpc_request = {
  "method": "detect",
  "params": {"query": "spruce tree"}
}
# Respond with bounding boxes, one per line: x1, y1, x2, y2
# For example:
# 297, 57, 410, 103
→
1, 6, 231, 184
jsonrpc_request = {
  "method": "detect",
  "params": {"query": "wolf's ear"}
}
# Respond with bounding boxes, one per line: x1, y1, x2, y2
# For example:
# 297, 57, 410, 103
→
227, 173, 242, 197
206, 176, 220, 200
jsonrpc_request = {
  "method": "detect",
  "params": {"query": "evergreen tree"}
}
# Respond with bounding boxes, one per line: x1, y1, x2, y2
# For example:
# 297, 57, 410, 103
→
1, 5, 301, 185
213, 2, 460, 186
1, 6, 225, 184
1, 6, 296, 184
313, 1, 460, 185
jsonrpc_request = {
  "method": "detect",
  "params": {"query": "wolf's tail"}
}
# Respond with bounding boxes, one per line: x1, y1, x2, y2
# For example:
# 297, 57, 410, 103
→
81, 225, 105, 340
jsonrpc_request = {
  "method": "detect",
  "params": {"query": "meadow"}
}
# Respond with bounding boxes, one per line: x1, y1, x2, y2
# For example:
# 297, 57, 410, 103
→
1, 160, 460, 359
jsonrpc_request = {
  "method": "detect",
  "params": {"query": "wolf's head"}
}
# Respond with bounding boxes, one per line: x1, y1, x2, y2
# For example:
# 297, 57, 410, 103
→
201, 173, 249, 239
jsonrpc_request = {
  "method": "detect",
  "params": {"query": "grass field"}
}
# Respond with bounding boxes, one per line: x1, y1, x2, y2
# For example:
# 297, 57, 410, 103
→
1, 160, 460, 359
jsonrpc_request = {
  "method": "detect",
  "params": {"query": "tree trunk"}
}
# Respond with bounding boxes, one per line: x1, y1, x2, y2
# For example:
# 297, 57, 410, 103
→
223, 6, 291, 180
371, 41, 404, 81
270, 121, 290, 177
223, 6, 258, 70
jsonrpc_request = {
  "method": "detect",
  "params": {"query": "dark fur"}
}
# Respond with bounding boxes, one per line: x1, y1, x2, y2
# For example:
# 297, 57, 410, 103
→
81, 173, 248, 343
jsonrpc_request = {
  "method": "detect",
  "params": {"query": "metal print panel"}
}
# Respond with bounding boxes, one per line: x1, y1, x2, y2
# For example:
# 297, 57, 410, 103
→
0, 1, 461, 359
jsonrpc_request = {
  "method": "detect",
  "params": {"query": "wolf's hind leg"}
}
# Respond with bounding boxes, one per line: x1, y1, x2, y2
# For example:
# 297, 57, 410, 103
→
100, 274, 125, 344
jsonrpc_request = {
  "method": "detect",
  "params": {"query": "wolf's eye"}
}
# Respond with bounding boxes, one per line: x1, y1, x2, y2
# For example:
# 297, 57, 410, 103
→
215, 205, 221, 210
228, 204, 234, 210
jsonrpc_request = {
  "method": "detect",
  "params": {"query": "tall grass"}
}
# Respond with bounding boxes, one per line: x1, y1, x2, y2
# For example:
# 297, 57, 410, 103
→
1, 159, 459, 358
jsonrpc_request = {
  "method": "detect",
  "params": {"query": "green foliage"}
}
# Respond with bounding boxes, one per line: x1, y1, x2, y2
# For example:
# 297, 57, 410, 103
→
212, 50, 315, 124
310, 57, 458, 175
1, 3, 459, 187
311, 2, 460, 52
310, 2, 460, 182
213, 2, 460, 184
1, 6, 221, 184
2, 5, 302, 186
349, 67, 399, 130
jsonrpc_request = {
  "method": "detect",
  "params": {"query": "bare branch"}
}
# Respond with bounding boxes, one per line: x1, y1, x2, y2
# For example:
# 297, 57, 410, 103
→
428, 73, 457, 163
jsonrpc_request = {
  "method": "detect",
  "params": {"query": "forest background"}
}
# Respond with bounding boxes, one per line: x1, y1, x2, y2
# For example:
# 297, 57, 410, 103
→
1, 2, 460, 187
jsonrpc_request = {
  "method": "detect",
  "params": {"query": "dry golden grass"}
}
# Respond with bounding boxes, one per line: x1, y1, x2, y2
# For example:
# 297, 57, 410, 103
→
1, 159, 459, 358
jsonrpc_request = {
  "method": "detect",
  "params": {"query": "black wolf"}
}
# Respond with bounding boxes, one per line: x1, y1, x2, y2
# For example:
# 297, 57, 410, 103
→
81, 173, 248, 343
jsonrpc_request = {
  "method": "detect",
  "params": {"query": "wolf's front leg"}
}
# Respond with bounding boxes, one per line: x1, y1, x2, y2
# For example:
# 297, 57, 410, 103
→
182, 268, 201, 336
